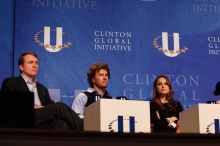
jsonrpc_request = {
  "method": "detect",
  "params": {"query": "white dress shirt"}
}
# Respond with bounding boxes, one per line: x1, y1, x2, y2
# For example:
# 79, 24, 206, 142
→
21, 74, 41, 106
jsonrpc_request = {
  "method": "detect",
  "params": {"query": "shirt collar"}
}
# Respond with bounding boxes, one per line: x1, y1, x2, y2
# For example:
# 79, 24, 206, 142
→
87, 87, 110, 97
87, 87, 95, 93
21, 74, 37, 85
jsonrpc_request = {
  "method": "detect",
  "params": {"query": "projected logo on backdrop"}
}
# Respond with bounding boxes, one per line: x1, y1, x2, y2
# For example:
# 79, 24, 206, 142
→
34, 27, 72, 52
123, 73, 199, 109
153, 32, 189, 57
94, 30, 132, 51
208, 36, 220, 55
193, 0, 220, 13
32, 0, 97, 9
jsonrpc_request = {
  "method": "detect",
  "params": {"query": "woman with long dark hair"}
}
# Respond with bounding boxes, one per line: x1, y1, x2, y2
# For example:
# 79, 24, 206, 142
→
150, 75, 183, 133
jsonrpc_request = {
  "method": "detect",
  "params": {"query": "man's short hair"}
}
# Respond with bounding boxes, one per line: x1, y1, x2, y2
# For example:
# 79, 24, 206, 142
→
87, 63, 110, 88
18, 51, 38, 73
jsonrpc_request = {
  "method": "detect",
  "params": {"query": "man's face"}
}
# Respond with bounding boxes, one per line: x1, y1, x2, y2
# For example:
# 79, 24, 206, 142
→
19, 54, 39, 79
92, 69, 109, 89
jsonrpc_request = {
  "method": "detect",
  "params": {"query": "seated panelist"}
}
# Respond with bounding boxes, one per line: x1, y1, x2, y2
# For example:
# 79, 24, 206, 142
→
1, 51, 83, 130
150, 75, 183, 133
72, 63, 113, 119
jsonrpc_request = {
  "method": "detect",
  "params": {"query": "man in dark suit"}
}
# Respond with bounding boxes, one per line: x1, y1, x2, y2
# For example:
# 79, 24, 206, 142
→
1, 51, 82, 130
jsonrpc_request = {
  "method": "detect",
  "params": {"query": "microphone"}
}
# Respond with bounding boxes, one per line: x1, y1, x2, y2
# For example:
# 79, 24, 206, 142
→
116, 96, 128, 100
94, 95, 101, 101
206, 100, 217, 104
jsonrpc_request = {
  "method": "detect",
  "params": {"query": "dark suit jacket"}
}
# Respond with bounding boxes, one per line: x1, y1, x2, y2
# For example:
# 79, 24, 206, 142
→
1, 75, 54, 106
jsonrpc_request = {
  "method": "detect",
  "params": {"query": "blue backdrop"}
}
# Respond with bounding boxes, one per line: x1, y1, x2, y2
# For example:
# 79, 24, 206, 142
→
0, 0, 14, 86
1, 0, 220, 109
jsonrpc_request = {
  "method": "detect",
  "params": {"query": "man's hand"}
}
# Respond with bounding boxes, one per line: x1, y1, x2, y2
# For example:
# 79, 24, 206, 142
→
35, 105, 44, 109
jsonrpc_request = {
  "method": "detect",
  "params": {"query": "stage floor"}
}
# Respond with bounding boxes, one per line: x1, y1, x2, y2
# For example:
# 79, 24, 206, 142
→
0, 129, 219, 146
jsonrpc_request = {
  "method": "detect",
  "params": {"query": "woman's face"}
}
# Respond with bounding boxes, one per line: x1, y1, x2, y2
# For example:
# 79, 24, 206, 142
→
156, 77, 170, 97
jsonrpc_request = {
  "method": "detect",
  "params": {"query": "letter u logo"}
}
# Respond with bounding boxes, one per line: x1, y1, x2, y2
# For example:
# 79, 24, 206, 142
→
118, 116, 135, 133
214, 119, 220, 134
44, 27, 63, 52
162, 32, 181, 57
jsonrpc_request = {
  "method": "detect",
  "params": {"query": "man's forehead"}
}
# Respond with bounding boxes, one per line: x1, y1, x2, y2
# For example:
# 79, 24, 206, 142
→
24, 54, 38, 61
96, 69, 108, 74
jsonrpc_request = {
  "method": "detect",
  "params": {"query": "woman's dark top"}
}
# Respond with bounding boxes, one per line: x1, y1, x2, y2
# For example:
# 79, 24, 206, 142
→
150, 100, 183, 133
